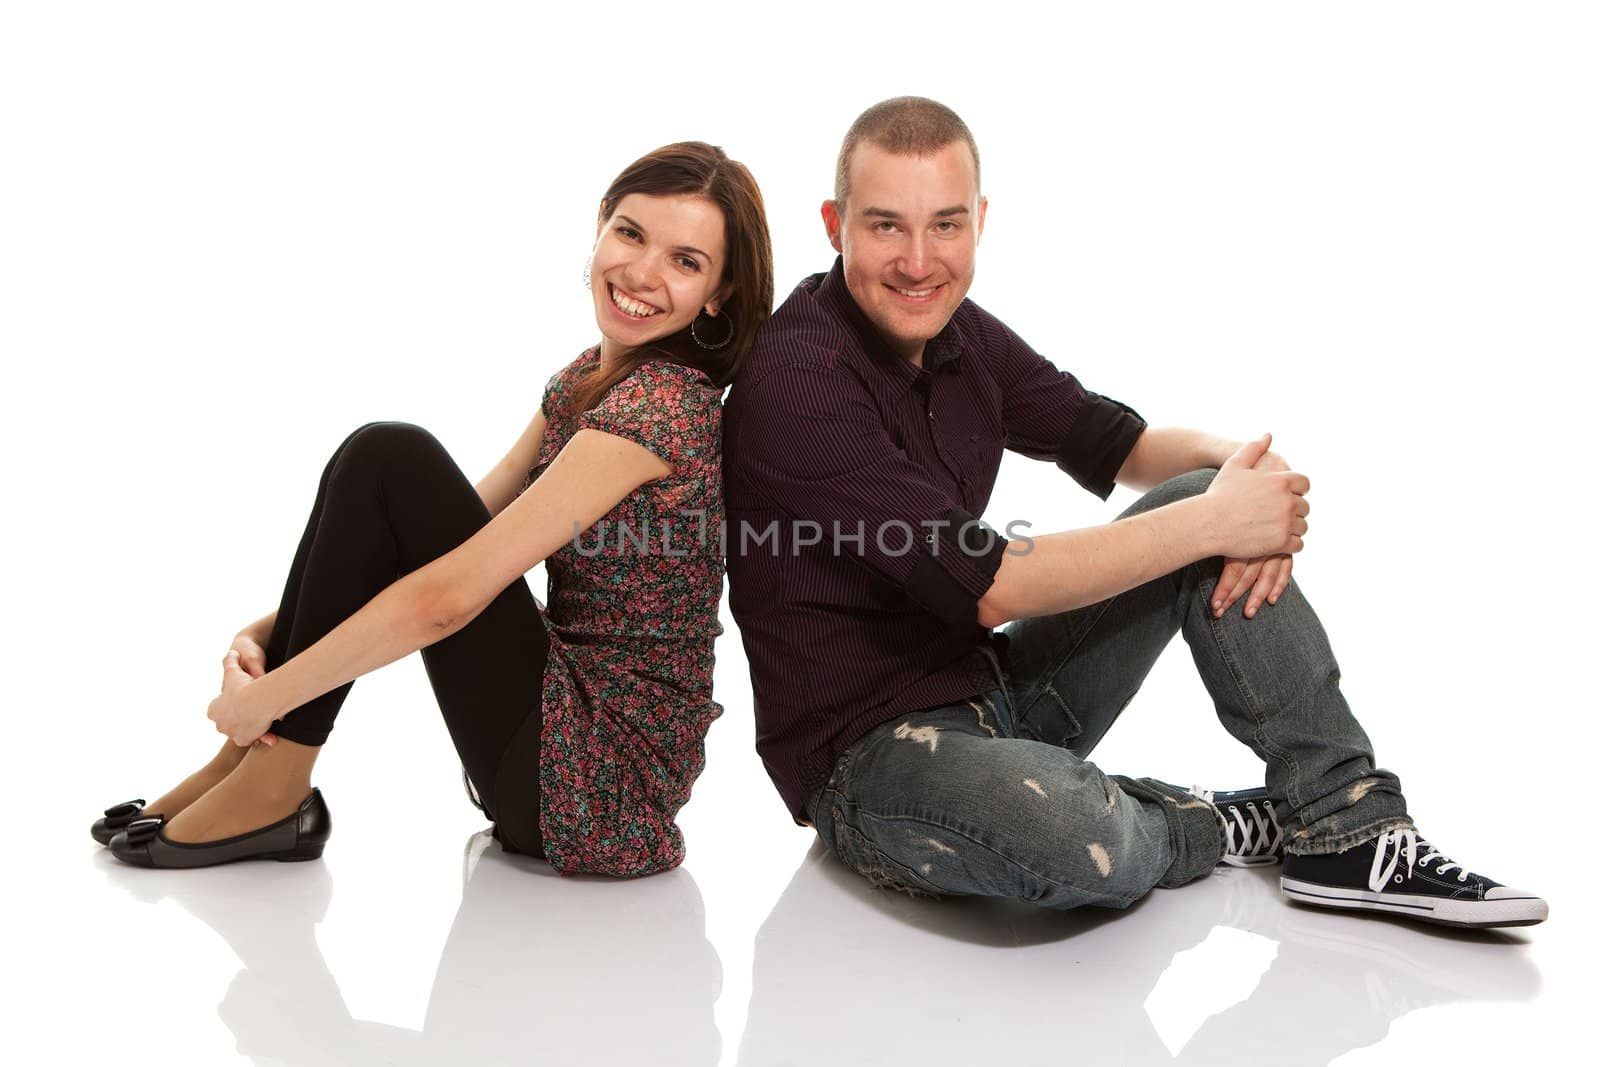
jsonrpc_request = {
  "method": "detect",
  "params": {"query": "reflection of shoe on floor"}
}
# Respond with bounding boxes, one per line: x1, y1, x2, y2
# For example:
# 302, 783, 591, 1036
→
1281, 828, 1548, 928
1269, 886, 1543, 1008
1191, 786, 1284, 867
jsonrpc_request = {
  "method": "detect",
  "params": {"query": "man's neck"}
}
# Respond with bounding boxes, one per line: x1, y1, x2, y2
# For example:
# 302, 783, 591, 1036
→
885, 335, 926, 369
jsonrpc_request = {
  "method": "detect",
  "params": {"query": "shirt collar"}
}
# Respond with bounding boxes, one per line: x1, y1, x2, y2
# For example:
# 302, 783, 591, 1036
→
816, 256, 965, 397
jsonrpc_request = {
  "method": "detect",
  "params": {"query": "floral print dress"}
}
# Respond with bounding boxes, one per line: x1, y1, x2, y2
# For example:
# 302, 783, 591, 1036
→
521, 347, 725, 877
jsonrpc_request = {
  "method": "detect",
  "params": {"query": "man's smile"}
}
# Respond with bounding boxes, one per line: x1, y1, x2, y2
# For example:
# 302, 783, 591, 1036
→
886, 282, 946, 303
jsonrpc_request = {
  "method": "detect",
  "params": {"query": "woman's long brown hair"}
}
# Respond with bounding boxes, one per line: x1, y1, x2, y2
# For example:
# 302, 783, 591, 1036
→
570, 141, 774, 413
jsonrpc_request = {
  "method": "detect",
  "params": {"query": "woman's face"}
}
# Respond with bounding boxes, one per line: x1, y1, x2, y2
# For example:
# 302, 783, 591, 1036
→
591, 192, 729, 359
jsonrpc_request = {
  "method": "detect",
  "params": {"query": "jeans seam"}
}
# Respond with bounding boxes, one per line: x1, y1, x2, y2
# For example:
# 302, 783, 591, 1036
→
857, 809, 1136, 905
1012, 596, 1116, 742
970, 698, 999, 738
1202, 579, 1305, 816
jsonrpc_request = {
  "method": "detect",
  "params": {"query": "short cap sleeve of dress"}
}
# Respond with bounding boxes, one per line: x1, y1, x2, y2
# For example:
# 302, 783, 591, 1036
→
577, 358, 720, 477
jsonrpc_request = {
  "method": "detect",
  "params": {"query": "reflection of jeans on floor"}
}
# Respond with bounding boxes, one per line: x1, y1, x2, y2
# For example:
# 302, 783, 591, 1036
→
806, 469, 1413, 910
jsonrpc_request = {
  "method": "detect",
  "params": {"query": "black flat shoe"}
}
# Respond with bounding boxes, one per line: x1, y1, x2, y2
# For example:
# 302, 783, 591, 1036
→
108, 789, 332, 869
92, 799, 161, 846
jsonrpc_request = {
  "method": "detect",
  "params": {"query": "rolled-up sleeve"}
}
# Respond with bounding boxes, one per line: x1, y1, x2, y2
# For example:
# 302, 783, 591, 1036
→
731, 361, 1006, 629
989, 319, 1147, 499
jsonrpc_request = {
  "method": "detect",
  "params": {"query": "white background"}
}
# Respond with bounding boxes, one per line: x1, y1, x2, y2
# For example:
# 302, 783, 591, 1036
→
4, 2, 1596, 1064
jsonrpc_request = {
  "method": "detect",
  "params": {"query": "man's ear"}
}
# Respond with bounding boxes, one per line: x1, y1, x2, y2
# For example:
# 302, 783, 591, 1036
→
976, 196, 988, 243
821, 200, 844, 253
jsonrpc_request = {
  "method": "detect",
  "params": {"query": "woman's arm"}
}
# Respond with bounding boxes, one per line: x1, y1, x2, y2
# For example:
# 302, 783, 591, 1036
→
228, 409, 547, 662
475, 408, 549, 518
236, 611, 277, 647
208, 428, 669, 743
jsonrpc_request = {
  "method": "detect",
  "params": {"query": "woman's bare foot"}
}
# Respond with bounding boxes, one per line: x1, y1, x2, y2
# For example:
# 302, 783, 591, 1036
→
133, 740, 253, 822
163, 736, 320, 844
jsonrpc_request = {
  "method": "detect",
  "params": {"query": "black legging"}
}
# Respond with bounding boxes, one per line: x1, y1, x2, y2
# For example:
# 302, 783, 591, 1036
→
261, 421, 547, 857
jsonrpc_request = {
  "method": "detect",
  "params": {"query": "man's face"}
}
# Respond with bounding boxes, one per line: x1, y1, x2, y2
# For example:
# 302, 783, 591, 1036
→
822, 140, 987, 364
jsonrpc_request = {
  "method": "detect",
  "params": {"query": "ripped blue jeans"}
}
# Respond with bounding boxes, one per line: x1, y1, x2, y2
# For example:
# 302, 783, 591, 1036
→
806, 469, 1412, 910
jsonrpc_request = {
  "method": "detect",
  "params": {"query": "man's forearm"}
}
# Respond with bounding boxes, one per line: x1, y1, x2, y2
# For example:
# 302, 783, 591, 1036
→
977, 495, 1220, 626
1115, 427, 1240, 492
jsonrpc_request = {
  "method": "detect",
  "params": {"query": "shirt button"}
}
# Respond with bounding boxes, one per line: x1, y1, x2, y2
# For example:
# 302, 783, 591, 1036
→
925, 533, 936, 545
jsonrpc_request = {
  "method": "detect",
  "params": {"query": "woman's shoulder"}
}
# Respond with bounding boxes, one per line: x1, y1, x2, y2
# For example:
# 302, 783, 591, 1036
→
623, 356, 720, 396
602, 357, 723, 422
541, 346, 603, 418
580, 357, 722, 471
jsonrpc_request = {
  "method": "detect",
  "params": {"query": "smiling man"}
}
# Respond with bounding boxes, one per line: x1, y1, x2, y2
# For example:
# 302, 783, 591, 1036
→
722, 97, 1545, 928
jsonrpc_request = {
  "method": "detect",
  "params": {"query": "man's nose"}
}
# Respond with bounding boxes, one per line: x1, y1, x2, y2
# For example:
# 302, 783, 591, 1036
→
899, 233, 933, 280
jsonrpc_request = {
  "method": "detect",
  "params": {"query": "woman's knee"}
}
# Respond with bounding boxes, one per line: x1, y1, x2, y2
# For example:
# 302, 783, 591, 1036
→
329, 421, 447, 482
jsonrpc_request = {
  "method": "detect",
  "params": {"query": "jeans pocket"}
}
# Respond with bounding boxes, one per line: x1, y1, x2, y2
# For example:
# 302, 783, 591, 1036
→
1013, 683, 1084, 748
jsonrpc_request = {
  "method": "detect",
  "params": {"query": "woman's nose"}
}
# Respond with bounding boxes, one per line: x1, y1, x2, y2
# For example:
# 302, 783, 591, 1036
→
621, 251, 663, 293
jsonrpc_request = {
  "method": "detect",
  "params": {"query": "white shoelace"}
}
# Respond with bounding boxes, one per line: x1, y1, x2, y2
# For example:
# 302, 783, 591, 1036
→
1367, 829, 1471, 893
1199, 791, 1282, 859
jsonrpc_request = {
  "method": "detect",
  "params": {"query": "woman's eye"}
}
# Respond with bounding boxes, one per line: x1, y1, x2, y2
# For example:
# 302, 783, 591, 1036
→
676, 257, 701, 272
617, 226, 641, 241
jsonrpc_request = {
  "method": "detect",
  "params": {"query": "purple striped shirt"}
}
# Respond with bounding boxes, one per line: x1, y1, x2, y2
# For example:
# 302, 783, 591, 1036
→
724, 258, 1147, 821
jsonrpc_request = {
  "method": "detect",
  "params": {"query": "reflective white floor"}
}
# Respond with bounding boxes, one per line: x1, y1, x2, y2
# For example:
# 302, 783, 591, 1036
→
34, 679, 1585, 1067
38, 823, 1576, 1067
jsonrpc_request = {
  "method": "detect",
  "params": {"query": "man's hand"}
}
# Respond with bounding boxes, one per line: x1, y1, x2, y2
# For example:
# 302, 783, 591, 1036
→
1212, 440, 1306, 619
1214, 554, 1294, 619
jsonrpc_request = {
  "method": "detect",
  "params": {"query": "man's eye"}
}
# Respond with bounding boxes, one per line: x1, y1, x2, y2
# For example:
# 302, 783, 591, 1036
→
873, 221, 898, 234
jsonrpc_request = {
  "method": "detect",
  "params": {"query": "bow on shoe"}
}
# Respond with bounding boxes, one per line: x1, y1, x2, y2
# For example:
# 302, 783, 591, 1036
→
122, 816, 165, 846
102, 799, 146, 825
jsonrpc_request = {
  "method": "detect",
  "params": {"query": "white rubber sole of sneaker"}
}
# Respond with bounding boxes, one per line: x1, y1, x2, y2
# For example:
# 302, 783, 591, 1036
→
1220, 853, 1281, 868
1280, 877, 1549, 928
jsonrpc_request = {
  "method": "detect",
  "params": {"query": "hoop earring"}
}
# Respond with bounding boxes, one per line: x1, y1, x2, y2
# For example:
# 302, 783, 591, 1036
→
690, 310, 734, 351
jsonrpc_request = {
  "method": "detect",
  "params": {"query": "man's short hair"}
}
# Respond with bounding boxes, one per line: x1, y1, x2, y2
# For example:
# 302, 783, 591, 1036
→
834, 96, 982, 211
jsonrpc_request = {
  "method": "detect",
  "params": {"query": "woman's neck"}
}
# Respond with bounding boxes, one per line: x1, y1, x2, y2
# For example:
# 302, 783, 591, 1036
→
597, 338, 629, 368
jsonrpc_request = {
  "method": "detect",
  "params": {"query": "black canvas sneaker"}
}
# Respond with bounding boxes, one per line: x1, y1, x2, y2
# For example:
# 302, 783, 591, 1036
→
1191, 785, 1284, 867
1281, 827, 1548, 928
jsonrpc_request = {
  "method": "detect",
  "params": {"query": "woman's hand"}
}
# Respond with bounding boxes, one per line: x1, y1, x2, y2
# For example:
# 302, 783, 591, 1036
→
210, 649, 279, 747
226, 637, 279, 747
229, 633, 268, 679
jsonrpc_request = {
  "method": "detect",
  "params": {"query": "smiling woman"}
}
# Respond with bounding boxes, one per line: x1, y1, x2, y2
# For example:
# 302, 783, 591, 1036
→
93, 142, 774, 878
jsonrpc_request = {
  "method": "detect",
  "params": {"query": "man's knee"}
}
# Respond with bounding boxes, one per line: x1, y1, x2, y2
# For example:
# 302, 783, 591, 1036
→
1119, 467, 1218, 519
1157, 467, 1217, 500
